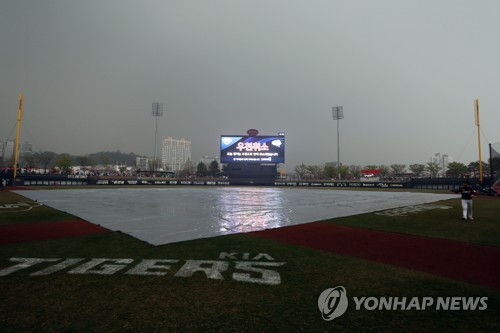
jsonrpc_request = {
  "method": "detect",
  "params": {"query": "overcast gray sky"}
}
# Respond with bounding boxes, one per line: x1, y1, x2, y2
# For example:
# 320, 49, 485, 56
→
1, 0, 499, 171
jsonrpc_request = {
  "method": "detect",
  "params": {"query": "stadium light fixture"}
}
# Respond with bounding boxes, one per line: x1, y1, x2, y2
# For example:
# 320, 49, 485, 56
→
152, 102, 164, 170
332, 106, 344, 177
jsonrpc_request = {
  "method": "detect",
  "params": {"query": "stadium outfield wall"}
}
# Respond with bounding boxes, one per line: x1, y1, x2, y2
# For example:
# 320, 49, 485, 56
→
12, 174, 481, 190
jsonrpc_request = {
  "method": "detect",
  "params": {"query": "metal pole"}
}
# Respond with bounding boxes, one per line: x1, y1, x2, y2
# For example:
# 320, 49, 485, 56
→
332, 106, 344, 179
489, 143, 494, 187
154, 115, 158, 162
337, 118, 340, 170
152, 103, 163, 171
475, 99, 483, 187
13, 94, 24, 180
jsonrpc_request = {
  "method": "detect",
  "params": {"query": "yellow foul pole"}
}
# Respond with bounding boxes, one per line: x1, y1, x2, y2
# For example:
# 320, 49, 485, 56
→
474, 98, 483, 186
13, 94, 24, 179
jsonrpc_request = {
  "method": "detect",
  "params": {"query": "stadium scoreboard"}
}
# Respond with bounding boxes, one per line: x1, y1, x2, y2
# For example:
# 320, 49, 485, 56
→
220, 134, 285, 164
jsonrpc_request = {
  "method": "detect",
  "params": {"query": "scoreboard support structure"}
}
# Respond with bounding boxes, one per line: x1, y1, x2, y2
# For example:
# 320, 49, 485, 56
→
225, 163, 278, 185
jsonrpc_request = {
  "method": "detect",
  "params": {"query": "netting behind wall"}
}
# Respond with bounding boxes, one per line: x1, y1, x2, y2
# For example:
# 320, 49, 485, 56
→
490, 142, 500, 185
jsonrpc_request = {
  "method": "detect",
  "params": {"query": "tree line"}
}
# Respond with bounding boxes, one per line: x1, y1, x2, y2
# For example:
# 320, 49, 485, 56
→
2, 149, 497, 180
1, 151, 140, 174
292, 160, 492, 180
1, 150, 224, 178
195, 160, 221, 177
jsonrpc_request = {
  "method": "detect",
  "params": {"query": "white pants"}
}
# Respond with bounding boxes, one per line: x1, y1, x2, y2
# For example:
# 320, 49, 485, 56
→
461, 199, 473, 219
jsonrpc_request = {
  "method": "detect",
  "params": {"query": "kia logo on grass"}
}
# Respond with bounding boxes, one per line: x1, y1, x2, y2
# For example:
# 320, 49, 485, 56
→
318, 286, 348, 321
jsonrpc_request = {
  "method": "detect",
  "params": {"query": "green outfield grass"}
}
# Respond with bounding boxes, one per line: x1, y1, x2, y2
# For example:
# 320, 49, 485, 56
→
329, 196, 500, 247
1, 189, 499, 332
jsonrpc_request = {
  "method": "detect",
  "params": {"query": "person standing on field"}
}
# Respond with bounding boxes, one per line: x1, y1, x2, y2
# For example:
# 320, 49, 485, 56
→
451, 180, 476, 220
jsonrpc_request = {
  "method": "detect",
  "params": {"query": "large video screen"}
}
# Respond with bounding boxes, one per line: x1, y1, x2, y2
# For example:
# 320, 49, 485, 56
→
220, 135, 285, 164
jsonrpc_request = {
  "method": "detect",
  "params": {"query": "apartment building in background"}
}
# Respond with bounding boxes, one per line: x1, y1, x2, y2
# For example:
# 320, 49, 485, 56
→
161, 137, 192, 172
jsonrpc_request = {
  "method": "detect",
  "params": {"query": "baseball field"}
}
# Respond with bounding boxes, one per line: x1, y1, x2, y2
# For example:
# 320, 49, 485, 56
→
1, 187, 499, 332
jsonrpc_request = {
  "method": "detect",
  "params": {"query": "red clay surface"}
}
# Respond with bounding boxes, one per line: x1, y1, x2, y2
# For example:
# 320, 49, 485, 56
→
250, 222, 500, 290
4, 186, 34, 191
0, 219, 109, 245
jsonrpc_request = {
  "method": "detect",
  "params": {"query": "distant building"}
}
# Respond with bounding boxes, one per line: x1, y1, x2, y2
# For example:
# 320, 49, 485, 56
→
161, 137, 192, 172
1, 140, 15, 162
199, 155, 220, 166
432, 153, 452, 176
136, 157, 152, 171
1, 141, 34, 162
20, 142, 34, 155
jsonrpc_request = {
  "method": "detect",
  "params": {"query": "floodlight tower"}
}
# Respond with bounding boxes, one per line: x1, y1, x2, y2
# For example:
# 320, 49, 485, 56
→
332, 106, 344, 178
152, 102, 164, 170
